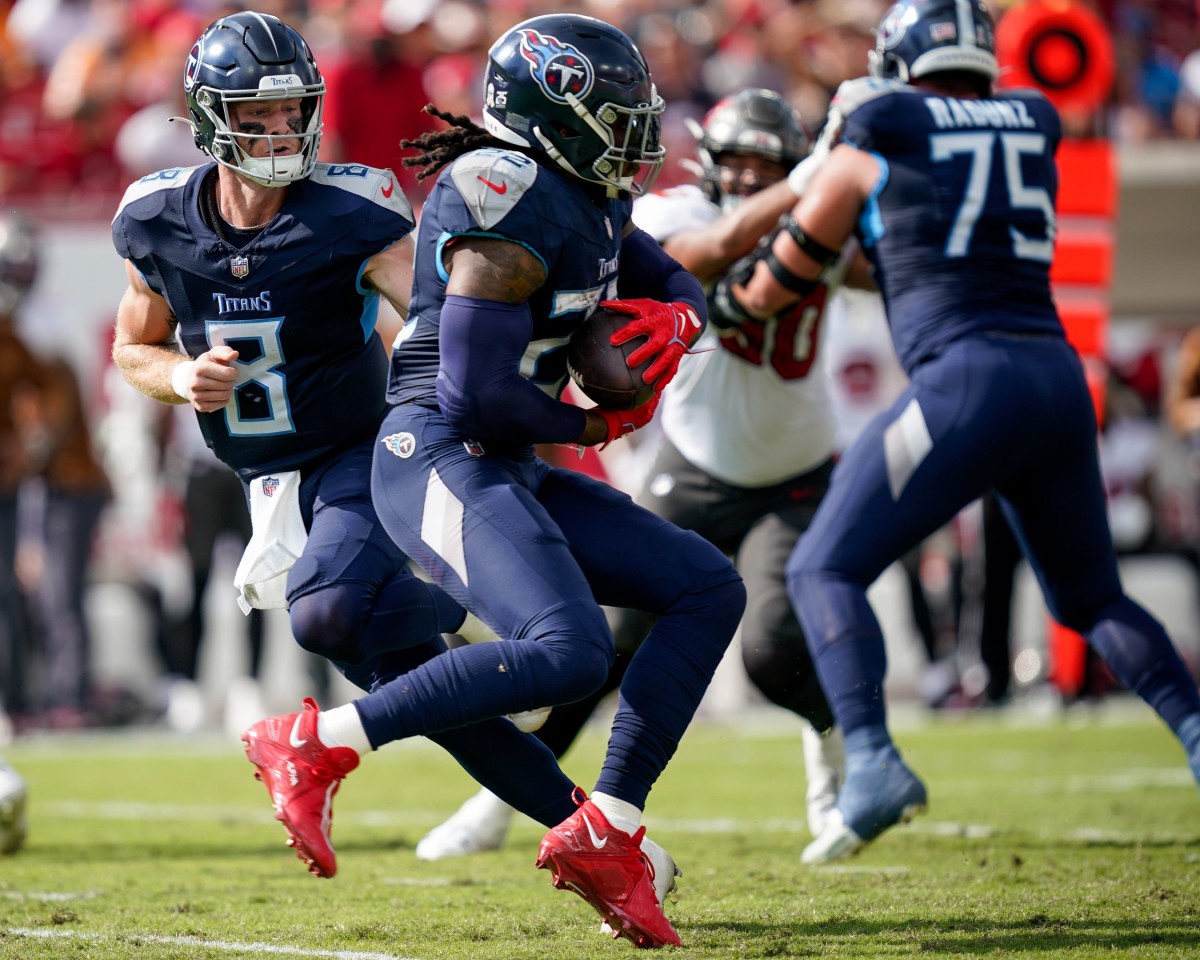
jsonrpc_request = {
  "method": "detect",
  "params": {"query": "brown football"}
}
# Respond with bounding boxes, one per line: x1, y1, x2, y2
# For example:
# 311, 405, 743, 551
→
566, 307, 655, 410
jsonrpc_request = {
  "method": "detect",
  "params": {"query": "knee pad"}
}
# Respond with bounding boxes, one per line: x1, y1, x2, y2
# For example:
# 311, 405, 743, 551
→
514, 602, 615, 705
288, 586, 370, 664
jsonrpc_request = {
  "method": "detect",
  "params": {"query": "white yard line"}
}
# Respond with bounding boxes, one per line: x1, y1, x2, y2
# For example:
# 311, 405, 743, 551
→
39, 799, 1196, 845
4, 928, 415, 960
2, 891, 98, 901
42, 800, 436, 826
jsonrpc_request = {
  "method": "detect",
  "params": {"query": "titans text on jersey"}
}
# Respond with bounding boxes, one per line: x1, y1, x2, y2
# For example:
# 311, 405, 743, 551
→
112, 161, 414, 480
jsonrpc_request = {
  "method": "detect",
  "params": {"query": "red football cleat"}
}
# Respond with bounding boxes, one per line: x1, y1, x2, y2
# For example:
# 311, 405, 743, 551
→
536, 789, 682, 948
242, 698, 359, 878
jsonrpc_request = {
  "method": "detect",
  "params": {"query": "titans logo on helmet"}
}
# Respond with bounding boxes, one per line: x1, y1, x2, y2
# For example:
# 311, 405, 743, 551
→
877, 2, 921, 51
184, 41, 202, 91
518, 29, 594, 104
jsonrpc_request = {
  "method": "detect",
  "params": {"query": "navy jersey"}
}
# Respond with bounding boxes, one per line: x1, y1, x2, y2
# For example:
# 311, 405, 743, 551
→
112, 161, 414, 480
387, 148, 630, 406
839, 79, 1063, 373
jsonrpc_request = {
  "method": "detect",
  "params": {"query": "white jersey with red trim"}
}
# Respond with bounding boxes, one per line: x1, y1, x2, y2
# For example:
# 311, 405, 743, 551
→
632, 185, 839, 487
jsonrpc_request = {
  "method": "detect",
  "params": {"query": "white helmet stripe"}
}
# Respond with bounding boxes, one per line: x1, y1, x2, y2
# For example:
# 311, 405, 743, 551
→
956, 0, 977, 50
247, 11, 283, 57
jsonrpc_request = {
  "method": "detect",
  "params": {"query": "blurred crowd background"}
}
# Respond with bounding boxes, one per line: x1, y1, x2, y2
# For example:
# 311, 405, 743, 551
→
3, 0, 1200, 216
2, 0, 1200, 739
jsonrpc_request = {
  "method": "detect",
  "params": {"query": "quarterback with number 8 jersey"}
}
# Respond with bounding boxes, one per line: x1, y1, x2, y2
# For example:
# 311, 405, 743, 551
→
730, 0, 1200, 865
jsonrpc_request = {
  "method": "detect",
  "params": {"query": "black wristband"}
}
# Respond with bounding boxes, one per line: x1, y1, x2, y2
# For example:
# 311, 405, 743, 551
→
708, 275, 753, 330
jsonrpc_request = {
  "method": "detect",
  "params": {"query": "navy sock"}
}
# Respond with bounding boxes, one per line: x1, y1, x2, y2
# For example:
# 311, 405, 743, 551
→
355, 631, 610, 745
429, 720, 578, 827
594, 577, 744, 807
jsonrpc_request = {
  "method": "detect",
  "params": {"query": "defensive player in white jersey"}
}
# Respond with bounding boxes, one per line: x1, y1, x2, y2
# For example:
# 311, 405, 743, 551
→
416, 89, 874, 863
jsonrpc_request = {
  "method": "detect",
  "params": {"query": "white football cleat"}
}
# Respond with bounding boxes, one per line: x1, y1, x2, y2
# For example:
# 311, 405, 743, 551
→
802, 744, 927, 865
0, 757, 28, 855
800, 808, 864, 864
415, 788, 515, 861
801, 722, 845, 837
639, 834, 680, 906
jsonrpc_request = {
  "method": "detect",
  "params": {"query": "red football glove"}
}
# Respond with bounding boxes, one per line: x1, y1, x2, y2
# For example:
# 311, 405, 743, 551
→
601, 298, 703, 390
595, 393, 660, 449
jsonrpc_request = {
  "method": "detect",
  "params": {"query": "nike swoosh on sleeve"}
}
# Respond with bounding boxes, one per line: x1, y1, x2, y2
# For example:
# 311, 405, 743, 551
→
476, 176, 507, 195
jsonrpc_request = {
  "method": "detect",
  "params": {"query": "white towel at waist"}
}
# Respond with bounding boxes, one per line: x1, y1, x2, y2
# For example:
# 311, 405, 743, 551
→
233, 470, 307, 614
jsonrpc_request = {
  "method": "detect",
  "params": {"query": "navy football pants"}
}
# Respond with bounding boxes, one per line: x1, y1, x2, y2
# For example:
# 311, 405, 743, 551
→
369, 404, 745, 808
274, 436, 583, 828
788, 334, 1200, 741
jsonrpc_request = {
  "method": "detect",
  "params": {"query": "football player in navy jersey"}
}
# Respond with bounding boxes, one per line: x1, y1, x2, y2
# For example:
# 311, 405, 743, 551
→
110, 10, 628, 890
415, 89, 872, 863
245, 13, 744, 948
722, 0, 1200, 864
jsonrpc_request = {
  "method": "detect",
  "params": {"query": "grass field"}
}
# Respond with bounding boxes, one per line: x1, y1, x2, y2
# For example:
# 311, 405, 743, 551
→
1, 700, 1198, 959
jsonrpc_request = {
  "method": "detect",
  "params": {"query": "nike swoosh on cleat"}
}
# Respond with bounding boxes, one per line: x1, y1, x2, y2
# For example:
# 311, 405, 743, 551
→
289, 714, 308, 748
477, 175, 507, 195
581, 813, 608, 849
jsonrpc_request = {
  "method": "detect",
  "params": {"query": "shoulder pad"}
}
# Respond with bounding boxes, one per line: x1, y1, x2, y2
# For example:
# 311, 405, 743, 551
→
831, 77, 908, 117
310, 163, 413, 220
994, 86, 1050, 104
113, 165, 203, 221
449, 148, 540, 230
632, 185, 716, 243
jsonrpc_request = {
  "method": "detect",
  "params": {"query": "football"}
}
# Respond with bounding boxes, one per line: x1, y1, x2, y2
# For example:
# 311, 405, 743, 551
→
566, 307, 655, 410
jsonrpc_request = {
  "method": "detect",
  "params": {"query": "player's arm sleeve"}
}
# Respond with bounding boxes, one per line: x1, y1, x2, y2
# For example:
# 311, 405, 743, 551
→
436, 294, 587, 443
615, 226, 707, 323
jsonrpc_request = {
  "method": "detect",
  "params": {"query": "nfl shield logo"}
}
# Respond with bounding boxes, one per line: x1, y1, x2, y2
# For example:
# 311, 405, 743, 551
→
230, 255, 250, 279
262, 477, 279, 497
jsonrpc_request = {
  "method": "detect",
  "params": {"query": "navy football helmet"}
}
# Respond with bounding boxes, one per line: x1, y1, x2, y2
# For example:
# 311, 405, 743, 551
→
688, 89, 809, 209
482, 14, 666, 197
869, 0, 998, 83
181, 12, 324, 187
0, 214, 38, 317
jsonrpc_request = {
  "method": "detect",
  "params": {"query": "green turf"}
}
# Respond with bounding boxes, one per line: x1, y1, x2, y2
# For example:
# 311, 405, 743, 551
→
1, 701, 1198, 959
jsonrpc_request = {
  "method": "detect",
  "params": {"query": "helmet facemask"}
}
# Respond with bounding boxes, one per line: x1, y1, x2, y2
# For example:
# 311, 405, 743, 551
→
180, 12, 325, 188
190, 80, 324, 187
533, 90, 666, 197
684, 89, 808, 212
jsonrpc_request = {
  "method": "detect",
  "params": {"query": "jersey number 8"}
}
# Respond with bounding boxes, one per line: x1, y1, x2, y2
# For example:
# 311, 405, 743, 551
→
207, 318, 295, 437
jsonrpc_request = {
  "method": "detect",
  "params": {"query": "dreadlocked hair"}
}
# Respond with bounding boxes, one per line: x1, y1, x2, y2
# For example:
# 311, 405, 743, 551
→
401, 105, 510, 182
